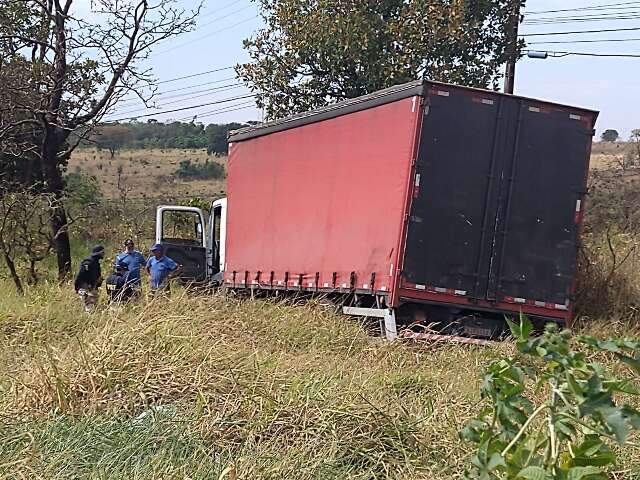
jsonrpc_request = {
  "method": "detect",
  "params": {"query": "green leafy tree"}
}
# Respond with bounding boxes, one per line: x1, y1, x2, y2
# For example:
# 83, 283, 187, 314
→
96, 124, 132, 158
462, 317, 640, 479
238, 0, 524, 118
601, 129, 619, 142
205, 122, 244, 155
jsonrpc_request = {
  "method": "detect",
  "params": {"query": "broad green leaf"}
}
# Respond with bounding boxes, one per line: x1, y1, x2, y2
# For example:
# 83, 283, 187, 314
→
520, 314, 533, 339
567, 466, 606, 480
566, 373, 584, 399
580, 336, 635, 355
612, 379, 640, 395
578, 391, 611, 418
555, 419, 576, 438
516, 466, 552, 480
507, 317, 521, 339
602, 407, 630, 444
487, 452, 506, 470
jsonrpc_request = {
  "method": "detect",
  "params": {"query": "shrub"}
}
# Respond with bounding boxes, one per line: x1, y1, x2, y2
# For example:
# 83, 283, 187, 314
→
174, 159, 225, 181
65, 172, 102, 206
462, 316, 640, 479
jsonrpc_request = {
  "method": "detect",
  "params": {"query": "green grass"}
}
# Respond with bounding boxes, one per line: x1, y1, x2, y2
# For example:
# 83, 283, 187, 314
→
0, 282, 638, 479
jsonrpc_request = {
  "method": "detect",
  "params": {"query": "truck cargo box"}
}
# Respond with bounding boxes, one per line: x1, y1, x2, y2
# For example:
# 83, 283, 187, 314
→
156, 79, 597, 335
225, 80, 598, 325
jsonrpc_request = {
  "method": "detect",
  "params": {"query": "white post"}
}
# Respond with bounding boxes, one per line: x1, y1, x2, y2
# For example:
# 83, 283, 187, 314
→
384, 308, 398, 341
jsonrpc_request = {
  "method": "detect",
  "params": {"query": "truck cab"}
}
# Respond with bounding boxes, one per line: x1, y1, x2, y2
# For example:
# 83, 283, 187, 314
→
155, 198, 227, 285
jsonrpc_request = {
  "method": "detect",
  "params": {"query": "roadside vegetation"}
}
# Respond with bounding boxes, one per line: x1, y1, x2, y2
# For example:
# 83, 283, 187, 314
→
0, 134, 638, 479
0, 286, 487, 478
175, 159, 226, 181
0, 284, 638, 479
2, 0, 640, 476
0, 146, 639, 478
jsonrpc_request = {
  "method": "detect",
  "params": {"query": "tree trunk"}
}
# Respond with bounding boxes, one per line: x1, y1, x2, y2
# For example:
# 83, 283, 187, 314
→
42, 126, 73, 280
28, 259, 39, 285
3, 252, 24, 295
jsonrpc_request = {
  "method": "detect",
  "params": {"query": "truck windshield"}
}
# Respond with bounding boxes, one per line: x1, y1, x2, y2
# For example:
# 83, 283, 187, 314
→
162, 210, 203, 246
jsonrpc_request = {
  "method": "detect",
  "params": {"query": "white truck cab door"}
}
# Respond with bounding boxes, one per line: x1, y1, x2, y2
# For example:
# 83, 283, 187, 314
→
155, 206, 208, 283
209, 198, 227, 281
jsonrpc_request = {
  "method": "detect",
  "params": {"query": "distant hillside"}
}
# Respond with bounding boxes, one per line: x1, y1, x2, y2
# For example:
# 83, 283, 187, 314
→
69, 148, 226, 200
591, 141, 631, 170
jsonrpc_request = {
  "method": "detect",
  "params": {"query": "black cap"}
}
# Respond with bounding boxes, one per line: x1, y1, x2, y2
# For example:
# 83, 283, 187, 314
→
123, 239, 134, 247
114, 261, 129, 271
91, 245, 105, 257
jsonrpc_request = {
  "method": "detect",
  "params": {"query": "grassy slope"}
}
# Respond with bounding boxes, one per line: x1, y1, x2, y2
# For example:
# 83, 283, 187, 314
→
0, 283, 639, 479
5, 142, 640, 478
70, 148, 227, 199
0, 284, 486, 479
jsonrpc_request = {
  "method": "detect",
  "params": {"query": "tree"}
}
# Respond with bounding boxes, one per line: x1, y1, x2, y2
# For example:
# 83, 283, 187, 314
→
0, 0, 199, 279
0, 187, 58, 294
601, 129, 619, 142
205, 122, 244, 155
96, 124, 132, 158
237, 0, 523, 119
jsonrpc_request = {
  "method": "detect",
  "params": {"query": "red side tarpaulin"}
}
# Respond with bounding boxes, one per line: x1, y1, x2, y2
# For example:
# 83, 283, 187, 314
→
225, 97, 421, 293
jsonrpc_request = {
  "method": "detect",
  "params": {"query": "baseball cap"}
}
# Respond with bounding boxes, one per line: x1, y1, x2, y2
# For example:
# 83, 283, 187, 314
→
114, 261, 129, 271
91, 245, 105, 257
123, 239, 134, 247
150, 243, 163, 253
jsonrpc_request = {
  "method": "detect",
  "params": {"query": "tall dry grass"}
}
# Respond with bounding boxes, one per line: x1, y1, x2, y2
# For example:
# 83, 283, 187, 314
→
0, 282, 497, 479
0, 281, 639, 478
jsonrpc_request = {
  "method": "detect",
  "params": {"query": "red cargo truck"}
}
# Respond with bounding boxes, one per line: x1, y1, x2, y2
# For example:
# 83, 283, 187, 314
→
155, 80, 598, 340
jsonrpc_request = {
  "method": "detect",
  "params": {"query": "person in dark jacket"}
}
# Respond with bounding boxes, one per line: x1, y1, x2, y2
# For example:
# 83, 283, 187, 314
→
105, 261, 134, 303
74, 245, 105, 312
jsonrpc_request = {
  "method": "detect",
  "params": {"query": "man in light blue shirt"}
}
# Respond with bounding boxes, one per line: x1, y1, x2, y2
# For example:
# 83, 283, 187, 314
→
116, 239, 147, 292
146, 243, 182, 293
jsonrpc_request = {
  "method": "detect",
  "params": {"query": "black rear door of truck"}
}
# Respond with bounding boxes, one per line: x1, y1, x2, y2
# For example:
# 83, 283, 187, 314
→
402, 87, 502, 298
490, 105, 592, 306
403, 86, 594, 309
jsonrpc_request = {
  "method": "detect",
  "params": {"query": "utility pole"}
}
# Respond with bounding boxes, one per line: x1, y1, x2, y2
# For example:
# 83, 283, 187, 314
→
504, 0, 522, 94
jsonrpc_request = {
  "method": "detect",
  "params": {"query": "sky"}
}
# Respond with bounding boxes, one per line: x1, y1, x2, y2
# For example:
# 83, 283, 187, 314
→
84, 0, 640, 139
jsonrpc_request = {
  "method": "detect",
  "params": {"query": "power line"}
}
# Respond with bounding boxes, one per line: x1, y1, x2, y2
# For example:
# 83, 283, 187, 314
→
106, 94, 257, 122
174, 100, 257, 122
115, 84, 246, 116
118, 78, 242, 106
524, 1, 640, 15
525, 49, 640, 58
197, 4, 254, 29
199, 0, 246, 19
152, 66, 235, 85
155, 16, 259, 55
524, 14, 640, 25
520, 26, 640, 37
527, 37, 640, 45
194, 103, 256, 121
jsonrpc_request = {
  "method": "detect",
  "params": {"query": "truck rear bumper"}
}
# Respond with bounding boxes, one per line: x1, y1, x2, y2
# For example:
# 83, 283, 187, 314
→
397, 287, 570, 323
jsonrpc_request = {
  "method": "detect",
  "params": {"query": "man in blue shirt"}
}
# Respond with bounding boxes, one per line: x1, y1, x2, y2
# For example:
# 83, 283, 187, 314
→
116, 239, 146, 292
146, 243, 182, 294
